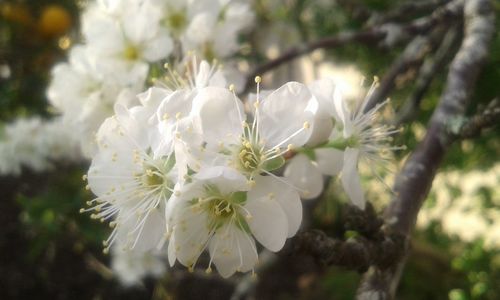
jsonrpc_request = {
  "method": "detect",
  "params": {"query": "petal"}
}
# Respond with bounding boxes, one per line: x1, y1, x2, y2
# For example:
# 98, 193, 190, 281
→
308, 78, 336, 118
171, 207, 211, 267
283, 154, 324, 200
258, 82, 316, 149
142, 29, 173, 62
167, 234, 177, 267
342, 147, 365, 209
315, 148, 344, 176
209, 225, 258, 278
250, 175, 303, 236
195, 166, 249, 195
191, 87, 245, 146
245, 191, 288, 251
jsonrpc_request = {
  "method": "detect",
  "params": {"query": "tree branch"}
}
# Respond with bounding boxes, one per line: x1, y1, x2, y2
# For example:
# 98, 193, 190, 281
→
356, 1, 495, 299
394, 27, 461, 125
243, 0, 465, 93
363, 28, 447, 112
368, 0, 451, 26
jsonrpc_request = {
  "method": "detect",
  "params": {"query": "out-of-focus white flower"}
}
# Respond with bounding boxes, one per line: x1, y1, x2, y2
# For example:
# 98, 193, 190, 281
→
0, 117, 82, 175
82, 0, 172, 73
48, 46, 146, 155
111, 243, 167, 286
152, 0, 254, 60
167, 166, 301, 277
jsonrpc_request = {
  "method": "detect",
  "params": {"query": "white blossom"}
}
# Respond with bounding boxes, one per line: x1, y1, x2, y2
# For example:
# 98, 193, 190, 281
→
285, 79, 403, 207
167, 166, 301, 277
83, 102, 182, 253
111, 242, 167, 286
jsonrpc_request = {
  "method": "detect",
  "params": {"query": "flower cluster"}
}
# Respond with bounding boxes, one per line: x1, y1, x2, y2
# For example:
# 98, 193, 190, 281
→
48, 0, 254, 156
83, 59, 402, 279
0, 117, 82, 175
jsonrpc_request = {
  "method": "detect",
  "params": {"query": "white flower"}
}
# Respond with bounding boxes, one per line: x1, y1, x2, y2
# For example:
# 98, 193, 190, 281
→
83, 102, 182, 253
111, 242, 167, 286
191, 80, 317, 182
285, 79, 403, 208
47, 46, 146, 155
152, 0, 254, 60
167, 166, 301, 277
82, 0, 172, 74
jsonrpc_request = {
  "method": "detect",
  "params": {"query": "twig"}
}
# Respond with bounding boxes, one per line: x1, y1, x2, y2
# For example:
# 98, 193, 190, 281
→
394, 27, 461, 125
459, 98, 500, 139
289, 229, 405, 274
356, 1, 495, 299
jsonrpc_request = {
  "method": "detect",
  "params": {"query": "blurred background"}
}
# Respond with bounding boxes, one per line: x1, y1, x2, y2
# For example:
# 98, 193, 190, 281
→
0, 0, 499, 299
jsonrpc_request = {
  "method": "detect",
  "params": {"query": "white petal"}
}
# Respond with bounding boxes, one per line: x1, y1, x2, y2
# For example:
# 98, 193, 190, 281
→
333, 87, 354, 138
308, 78, 336, 118
142, 29, 173, 62
342, 147, 365, 209
283, 154, 323, 200
191, 87, 244, 145
167, 234, 177, 267
315, 148, 344, 176
129, 209, 166, 252
172, 207, 211, 267
250, 175, 303, 236
209, 225, 258, 278
245, 192, 288, 251
195, 166, 249, 195
259, 82, 315, 149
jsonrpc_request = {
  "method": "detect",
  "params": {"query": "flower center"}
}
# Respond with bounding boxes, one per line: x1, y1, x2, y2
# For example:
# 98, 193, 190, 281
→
124, 45, 139, 61
140, 161, 175, 197
195, 186, 250, 231
237, 139, 262, 174
165, 11, 187, 33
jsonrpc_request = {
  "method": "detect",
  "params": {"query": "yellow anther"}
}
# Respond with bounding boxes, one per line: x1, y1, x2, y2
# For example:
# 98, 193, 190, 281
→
303, 121, 310, 129
205, 267, 212, 274
175, 112, 182, 119
287, 144, 294, 151
79, 208, 85, 213
85, 185, 90, 191
103, 248, 109, 254
254, 76, 262, 83
373, 75, 379, 82
253, 100, 260, 109
82, 174, 87, 181
229, 84, 235, 92
163, 63, 170, 69
162, 113, 170, 120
